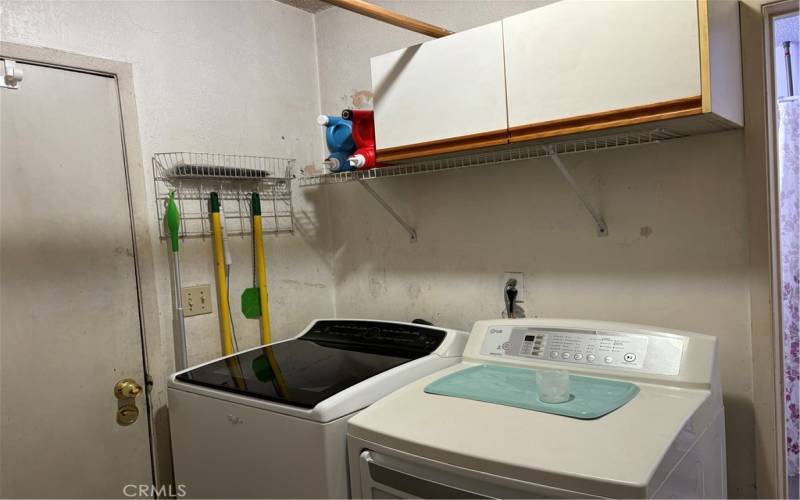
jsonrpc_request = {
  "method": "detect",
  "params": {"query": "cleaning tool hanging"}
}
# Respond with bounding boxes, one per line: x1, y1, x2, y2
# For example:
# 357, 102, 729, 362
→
252, 193, 272, 345
240, 193, 273, 345
218, 203, 246, 388
218, 202, 241, 353
210, 192, 234, 356
246, 195, 286, 395
166, 192, 188, 370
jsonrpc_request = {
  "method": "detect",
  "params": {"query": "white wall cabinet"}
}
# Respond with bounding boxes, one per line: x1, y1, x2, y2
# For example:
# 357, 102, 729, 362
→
370, 0, 742, 161
370, 21, 509, 162
504, 0, 703, 123
503, 0, 742, 143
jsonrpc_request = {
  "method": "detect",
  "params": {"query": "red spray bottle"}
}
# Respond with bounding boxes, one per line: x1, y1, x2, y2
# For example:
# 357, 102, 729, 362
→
342, 109, 380, 170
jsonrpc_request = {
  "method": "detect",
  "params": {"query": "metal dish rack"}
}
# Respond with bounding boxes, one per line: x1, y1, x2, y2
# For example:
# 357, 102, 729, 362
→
153, 152, 295, 240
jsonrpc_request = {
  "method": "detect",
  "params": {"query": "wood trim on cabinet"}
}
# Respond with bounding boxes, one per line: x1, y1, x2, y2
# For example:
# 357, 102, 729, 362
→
697, 0, 712, 112
377, 97, 703, 163
508, 96, 703, 143
377, 129, 510, 162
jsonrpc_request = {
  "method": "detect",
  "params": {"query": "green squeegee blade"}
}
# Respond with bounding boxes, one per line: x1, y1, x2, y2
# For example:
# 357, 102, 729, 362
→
241, 287, 261, 319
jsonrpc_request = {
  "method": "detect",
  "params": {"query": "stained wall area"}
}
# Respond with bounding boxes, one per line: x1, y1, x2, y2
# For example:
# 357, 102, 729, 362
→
0, 0, 335, 485
313, 1, 755, 496
0, 0, 772, 496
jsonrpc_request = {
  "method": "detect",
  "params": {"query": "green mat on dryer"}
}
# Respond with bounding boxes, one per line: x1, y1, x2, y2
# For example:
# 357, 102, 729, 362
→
424, 364, 639, 420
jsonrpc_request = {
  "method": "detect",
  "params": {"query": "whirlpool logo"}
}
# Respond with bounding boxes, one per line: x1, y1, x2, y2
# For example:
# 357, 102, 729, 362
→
123, 484, 187, 498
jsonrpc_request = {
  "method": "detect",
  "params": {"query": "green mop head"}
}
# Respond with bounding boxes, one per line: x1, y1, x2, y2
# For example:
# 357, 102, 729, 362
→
166, 191, 180, 252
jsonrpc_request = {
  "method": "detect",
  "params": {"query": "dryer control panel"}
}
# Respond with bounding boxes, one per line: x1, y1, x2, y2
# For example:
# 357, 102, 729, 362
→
479, 325, 683, 375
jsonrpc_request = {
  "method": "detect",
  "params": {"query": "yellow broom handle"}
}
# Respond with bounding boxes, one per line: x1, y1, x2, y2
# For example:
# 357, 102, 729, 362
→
225, 357, 247, 391
210, 200, 234, 356
253, 213, 272, 345
265, 349, 288, 397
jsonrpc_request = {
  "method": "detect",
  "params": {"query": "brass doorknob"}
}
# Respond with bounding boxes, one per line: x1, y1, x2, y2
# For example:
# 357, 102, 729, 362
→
114, 378, 143, 400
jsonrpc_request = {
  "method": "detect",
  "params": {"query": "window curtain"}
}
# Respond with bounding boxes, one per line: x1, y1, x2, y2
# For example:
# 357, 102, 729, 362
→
779, 96, 800, 475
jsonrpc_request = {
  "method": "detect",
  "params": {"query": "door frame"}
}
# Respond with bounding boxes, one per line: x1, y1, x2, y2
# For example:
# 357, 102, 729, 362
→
763, 0, 799, 497
0, 42, 167, 490
741, 1, 798, 498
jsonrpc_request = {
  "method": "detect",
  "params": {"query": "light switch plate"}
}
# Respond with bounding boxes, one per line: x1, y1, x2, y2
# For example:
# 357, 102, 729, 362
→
503, 272, 524, 302
182, 285, 212, 317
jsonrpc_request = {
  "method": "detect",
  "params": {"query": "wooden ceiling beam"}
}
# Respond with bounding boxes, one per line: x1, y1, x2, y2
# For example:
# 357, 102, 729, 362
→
320, 0, 453, 38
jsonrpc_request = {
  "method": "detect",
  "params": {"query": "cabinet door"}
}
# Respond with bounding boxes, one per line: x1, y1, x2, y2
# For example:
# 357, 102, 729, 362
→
371, 21, 509, 161
503, 0, 703, 142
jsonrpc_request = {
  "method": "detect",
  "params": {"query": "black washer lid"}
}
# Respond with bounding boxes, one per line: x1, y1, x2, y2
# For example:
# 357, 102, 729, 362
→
175, 320, 447, 408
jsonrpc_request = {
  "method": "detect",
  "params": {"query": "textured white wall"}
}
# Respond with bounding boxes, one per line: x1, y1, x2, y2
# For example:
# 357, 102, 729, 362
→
0, 0, 335, 485
314, 1, 755, 496
0, 0, 761, 496
1, 0, 335, 358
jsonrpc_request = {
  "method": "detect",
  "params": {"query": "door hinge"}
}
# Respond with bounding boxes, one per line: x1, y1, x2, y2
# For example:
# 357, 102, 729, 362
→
1, 59, 24, 90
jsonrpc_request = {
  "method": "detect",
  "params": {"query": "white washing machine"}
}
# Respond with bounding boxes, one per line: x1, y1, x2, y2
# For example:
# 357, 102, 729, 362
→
168, 319, 468, 499
348, 318, 727, 499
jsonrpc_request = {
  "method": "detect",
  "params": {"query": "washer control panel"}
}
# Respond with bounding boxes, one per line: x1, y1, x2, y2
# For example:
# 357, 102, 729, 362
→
480, 326, 656, 371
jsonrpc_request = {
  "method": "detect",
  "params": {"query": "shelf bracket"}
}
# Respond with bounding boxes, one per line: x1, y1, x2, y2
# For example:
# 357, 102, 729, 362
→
358, 180, 418, 242
549, 150, 608, 237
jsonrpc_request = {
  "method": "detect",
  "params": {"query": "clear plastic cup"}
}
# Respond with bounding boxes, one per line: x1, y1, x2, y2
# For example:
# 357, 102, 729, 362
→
536, 369, 571, 404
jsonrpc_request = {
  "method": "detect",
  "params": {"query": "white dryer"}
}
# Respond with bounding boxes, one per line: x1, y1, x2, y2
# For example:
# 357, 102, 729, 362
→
168, 319, 468, 498
347, 318, 726, 499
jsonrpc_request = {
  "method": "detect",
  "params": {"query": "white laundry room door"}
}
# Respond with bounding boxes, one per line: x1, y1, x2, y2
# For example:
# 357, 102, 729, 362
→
0, 62, 153, 498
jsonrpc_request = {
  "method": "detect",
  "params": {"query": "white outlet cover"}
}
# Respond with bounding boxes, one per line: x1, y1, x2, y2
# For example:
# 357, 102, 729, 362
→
503, 272, 524, 302
182, 285, 213, 317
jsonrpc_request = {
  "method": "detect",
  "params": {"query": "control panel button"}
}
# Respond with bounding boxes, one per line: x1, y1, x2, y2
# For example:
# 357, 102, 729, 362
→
478, 326, 654, 371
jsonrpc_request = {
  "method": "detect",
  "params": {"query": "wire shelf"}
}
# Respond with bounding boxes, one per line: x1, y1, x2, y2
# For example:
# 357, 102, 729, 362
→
298, 128, 687, 187
153, 152, 295, 240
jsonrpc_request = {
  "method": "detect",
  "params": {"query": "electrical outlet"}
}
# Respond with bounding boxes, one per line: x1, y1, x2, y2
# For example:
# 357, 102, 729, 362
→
182, 285, 212, 317
503, 272, 524, 302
